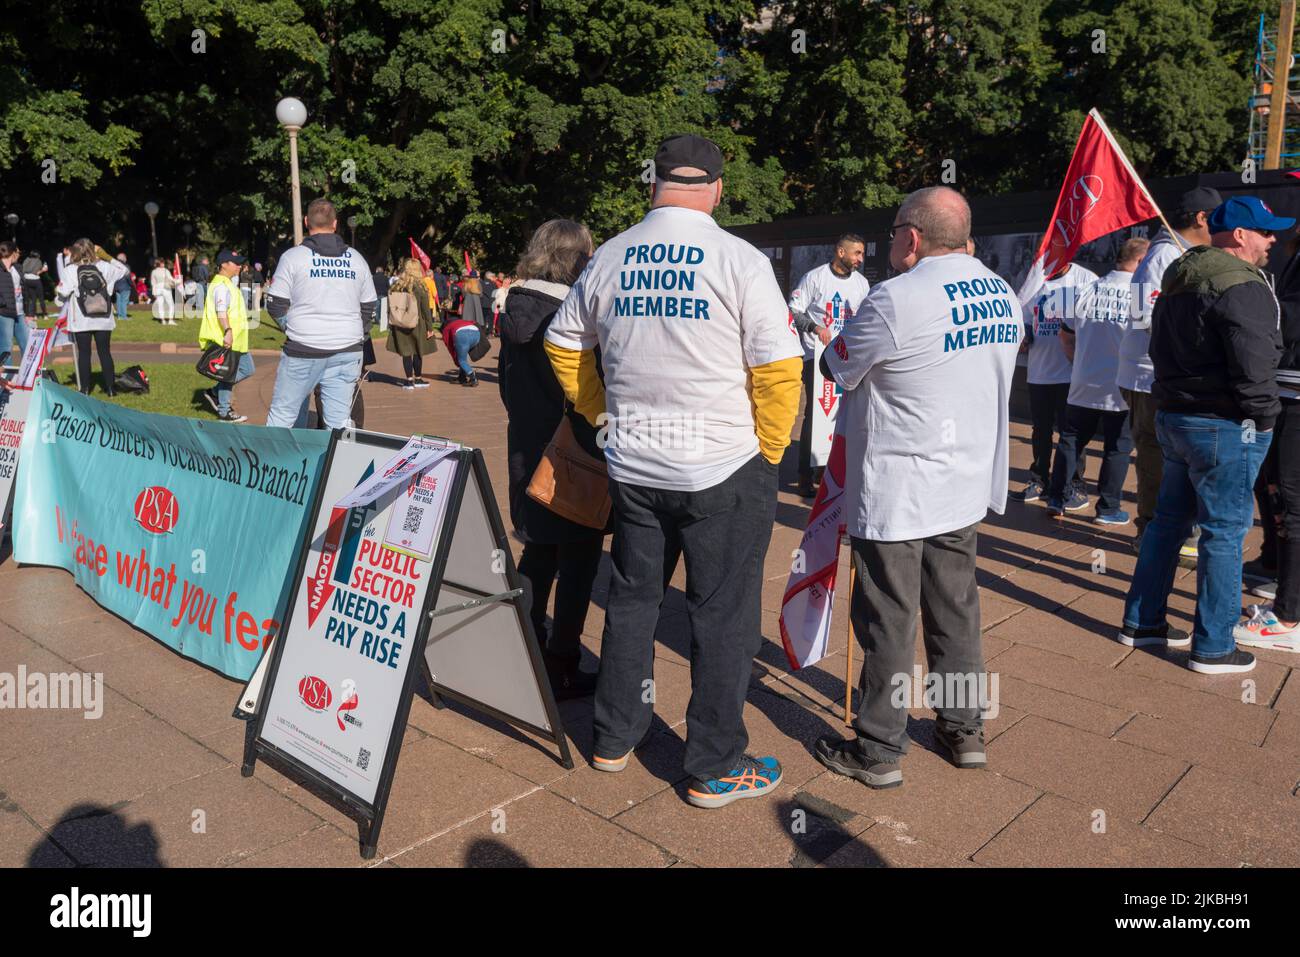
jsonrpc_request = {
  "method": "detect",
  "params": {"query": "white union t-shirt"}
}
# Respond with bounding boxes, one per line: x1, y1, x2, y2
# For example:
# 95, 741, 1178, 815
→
787, 263, 871, 359
823, 252, 1020, 541
1025, 263, 1097, 385
1117, 229, 1185, 394
545, 205, 802, 492
1057, 269, 1134, 412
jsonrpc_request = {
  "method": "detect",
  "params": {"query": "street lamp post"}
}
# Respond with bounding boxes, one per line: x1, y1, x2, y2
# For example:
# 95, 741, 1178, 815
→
4, 213, 17, 243
275, 97, 308, 245
347, 215, 358, 247
181, 223, 193, 270
144, 201, 160, 262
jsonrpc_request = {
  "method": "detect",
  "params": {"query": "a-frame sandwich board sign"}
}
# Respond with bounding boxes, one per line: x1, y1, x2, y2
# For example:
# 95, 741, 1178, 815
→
241, 427, 572, 859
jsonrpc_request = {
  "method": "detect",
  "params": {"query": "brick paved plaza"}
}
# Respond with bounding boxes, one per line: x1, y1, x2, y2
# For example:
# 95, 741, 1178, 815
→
1, 341, 1297, 868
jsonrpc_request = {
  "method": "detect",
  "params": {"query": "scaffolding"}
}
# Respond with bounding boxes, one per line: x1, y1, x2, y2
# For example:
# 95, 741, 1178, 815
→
1247, 8, 1300, 168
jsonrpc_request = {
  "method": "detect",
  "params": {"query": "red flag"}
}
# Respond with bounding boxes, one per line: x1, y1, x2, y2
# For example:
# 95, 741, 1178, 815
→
463, 250, 473, 274
172, 253, 182, 283
408, 238, 431, 271
1018, 109, 1163, 304
778, 423, 847, 670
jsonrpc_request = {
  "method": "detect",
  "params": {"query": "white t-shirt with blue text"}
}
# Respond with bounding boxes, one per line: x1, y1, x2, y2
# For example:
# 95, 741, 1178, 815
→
823, 252, 1020, 541
787, 263, 871, 359
1025, 263, 1097, 386
545, 205, 802, 492
1059, 269, 1134, 412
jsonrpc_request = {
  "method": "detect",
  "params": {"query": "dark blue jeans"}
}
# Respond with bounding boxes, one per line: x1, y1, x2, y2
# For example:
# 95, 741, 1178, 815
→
593, 453, 777, 780
1123, 412, 1272, 658
1048, 404, 1133, 513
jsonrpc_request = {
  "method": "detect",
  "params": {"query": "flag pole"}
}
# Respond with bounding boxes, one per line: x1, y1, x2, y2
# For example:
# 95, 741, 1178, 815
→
1087, 108, 1188, 251
843, 535, 854, 726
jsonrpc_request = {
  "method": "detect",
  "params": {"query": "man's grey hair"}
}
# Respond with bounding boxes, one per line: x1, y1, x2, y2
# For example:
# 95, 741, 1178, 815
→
897, 186, 971, 251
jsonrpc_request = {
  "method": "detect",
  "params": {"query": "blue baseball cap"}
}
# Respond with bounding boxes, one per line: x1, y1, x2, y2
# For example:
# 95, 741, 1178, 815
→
1207, 196, 1296, 234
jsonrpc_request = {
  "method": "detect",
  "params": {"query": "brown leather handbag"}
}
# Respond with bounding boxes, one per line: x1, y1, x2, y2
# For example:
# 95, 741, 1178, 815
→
526, 413, 611, 529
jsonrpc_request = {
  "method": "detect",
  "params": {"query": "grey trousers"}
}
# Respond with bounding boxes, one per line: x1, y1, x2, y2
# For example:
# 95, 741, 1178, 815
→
849, 522, 985, 762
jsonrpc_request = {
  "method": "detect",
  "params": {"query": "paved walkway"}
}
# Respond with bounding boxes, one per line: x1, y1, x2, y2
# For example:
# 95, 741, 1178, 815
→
1, 339, 1297, 867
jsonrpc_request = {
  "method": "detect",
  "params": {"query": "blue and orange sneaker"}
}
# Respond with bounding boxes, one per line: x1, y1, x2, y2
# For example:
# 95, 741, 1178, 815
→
686, 754, 782, 808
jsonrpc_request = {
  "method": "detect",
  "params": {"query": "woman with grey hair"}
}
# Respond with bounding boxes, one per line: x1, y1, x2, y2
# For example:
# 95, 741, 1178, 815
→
498, 219, 605, 699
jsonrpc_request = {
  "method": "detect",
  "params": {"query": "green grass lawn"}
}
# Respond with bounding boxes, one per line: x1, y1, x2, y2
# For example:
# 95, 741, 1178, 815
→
54, 364, 231, 421
36, 304, 386, 348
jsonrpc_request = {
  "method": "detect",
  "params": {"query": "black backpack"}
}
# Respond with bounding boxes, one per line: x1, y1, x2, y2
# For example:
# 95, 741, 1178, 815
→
114, 365, 150, 394
76, 265, 112, 318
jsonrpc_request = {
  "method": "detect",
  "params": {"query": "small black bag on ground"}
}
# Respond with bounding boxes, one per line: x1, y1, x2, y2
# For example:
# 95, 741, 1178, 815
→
114, 365, 149, 394
196, 345, 239, 383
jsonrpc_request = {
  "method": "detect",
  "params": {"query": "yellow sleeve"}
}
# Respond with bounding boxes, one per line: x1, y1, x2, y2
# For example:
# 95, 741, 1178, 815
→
747, 356, 803, 464
543, 339, 606, 428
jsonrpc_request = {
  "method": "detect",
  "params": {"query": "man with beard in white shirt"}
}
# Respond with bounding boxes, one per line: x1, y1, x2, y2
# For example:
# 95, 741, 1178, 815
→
787, 235, 870, 498
1013, 261, 1097, 506
1045, 237, 1149, 523
813, 186, 1019, 788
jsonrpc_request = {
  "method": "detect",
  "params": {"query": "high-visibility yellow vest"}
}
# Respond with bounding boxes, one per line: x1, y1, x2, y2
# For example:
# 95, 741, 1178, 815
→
200, 273, 249, 352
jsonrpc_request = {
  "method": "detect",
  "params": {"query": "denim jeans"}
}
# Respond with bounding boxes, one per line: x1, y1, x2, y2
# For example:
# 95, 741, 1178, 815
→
265, 351, 362, 429
1048, 404, 1133, 513
115, 288, 130, 321
593, 453, 777, 780
216, 352, 255, 415
1123, 412, 1272, 658
452, 325, 480, 376
0, 314, 30, 367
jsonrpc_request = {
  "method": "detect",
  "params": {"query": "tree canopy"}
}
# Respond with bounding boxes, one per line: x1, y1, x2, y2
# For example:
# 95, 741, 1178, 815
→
0, 0, 1263, 270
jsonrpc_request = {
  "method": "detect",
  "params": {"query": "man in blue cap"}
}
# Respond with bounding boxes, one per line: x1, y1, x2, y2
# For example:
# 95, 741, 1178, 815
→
1119, 195, 1294, 675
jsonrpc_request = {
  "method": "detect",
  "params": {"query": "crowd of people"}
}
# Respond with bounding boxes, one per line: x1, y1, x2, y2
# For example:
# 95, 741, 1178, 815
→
483, 135, 1300, 806
6, 133, 1296, 809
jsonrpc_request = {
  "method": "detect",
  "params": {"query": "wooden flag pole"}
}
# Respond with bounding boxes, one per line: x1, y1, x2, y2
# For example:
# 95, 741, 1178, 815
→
1088, 108, 1188, 251
843, 538, 855, 726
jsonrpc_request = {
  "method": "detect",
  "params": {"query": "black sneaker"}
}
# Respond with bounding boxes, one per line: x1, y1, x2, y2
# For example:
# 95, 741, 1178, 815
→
797, 477, 816, 499
1188, 648, 1256, 675
1010, 478, 1045, 503
1117, 623, 1192, 648
813, 735, 902, 789
542, 650, 597, 701
202, 387, 219, 413
465, 373, 479, 388
1242, 559, 1278, 586
218, 410, 248, 423
935, 726, 987, 768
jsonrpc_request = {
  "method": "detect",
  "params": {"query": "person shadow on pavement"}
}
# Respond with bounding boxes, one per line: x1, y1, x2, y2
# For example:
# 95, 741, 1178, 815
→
30, 803, 163, 867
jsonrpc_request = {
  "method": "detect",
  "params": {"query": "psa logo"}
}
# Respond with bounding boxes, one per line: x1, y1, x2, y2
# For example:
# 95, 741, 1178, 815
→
337, 678, 362, 730
134, 486, 179, 534
297, 675, 333, 712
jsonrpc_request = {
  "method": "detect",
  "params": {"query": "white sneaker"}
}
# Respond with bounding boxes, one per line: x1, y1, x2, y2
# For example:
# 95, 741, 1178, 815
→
1233, 604, 1300, 652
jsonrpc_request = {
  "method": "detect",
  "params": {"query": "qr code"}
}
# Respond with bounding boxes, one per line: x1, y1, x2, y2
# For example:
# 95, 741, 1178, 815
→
357, 747, 371, 771
401, 505, 422, 535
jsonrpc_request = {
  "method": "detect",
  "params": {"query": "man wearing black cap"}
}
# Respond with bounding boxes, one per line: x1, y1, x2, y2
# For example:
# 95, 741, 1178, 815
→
1119, 186, 1220, 545
1121, 196, 1293, 675
544, 134, 803, 807
199, 249, 253, 422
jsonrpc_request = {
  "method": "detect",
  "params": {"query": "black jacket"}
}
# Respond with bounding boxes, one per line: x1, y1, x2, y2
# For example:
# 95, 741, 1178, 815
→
0, 266, 17, 317
497, 280, 605, 545
1150, 245, 1282, 430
